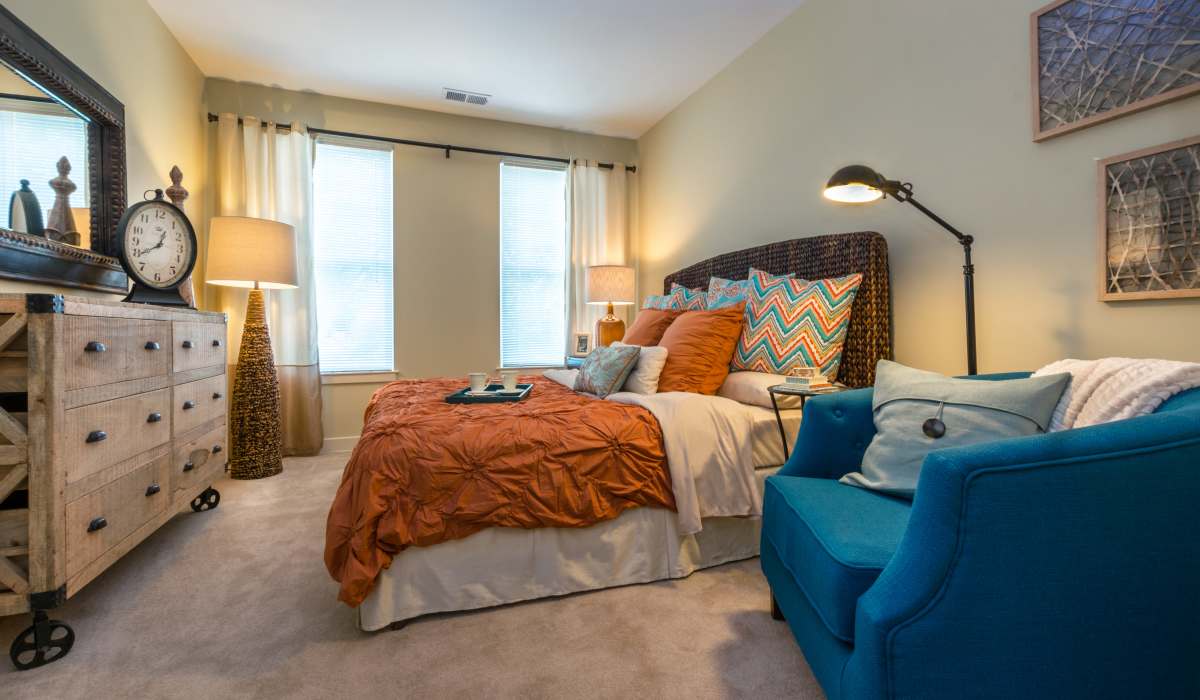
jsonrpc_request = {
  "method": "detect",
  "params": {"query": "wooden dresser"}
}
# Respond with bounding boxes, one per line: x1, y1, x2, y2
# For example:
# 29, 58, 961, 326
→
0, 294, 228, 669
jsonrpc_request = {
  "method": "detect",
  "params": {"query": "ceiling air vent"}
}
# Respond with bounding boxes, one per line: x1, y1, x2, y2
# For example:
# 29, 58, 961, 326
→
443, 87, 489, 106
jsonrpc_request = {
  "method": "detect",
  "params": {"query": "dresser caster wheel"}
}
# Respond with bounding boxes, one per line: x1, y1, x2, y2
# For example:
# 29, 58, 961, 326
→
191, 486, 220, 512
9, 611, 74, 670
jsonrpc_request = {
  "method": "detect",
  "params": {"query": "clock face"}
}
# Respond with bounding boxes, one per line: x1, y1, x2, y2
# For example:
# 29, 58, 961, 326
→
123, 201, 194, 289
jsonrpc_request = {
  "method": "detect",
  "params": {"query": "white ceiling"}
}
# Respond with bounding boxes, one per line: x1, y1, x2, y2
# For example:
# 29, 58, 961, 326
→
147, 0, 803, 139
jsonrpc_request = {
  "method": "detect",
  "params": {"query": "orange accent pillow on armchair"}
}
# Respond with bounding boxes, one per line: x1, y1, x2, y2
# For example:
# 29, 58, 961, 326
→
623, 308, 684, 346
656, 303, 746, 394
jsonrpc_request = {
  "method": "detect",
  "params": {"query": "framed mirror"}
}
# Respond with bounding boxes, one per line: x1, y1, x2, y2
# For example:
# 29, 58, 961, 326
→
0, 5, 127, 292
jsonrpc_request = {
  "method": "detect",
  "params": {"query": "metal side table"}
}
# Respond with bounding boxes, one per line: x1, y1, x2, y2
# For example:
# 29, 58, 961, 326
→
767, 383, 848, 459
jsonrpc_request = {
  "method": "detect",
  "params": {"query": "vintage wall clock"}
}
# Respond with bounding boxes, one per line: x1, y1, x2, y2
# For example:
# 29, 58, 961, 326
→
114, 189, 197, 306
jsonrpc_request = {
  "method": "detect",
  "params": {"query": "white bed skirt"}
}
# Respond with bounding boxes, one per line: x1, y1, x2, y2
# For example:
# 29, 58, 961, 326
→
358, 467, 779, 631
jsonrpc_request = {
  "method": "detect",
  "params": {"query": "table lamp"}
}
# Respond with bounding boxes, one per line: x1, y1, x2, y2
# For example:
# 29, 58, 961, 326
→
205, 216, 298, 479
586, 265, 635, 347
823, 164, 979, 375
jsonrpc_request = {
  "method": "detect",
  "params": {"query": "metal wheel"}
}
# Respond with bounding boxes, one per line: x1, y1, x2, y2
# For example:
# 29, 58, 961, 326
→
9, 613, 74, 670
190, 487, 220, 512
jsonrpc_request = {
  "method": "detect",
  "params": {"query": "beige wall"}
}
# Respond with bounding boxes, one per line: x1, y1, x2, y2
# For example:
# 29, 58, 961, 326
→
203, 79, 638, 441
637, 0, 1200, 376
3, 0, 208, 297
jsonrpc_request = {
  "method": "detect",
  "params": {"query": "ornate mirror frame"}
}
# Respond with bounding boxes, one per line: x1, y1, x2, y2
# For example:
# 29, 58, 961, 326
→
0, 6, 128, 292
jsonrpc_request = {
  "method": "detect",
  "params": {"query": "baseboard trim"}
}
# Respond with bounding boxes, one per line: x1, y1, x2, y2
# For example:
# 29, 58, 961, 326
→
321, 435, 360, 454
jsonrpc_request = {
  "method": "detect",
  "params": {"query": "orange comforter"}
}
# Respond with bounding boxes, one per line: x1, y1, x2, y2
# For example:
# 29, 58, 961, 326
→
324, 376, 675, 606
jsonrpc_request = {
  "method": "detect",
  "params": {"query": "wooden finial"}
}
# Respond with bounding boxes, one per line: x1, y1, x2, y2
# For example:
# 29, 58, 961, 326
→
166, 165, 189, 210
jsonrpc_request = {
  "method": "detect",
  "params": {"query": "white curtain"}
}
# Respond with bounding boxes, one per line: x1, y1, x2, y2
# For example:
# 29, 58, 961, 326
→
568, 160, 639, 345
211, 113, 323, 455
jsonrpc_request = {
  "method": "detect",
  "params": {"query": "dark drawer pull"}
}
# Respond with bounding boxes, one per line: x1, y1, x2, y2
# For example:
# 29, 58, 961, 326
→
84, 341, 107, 353
212, 444, 222, 454
86, 430, 107, 443
182, 400, 196, 410
145, 483, 161, 497
212, 392, 223, 400
183, 461, 195, 472
144, 341, 161, 350
147, 412, 162, 423
212, 339, 222, 347
87, 516, 107, 533
181, 340, 194, 349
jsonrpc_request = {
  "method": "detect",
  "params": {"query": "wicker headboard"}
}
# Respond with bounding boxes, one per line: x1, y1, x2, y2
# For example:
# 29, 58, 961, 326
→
663, 231, 892, 388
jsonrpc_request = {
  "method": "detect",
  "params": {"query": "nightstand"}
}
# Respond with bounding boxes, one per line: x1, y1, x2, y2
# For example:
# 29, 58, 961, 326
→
767, 383, 848, 459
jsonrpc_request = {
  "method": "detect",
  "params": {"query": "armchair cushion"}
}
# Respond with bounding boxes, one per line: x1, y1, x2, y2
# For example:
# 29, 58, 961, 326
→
762, 476, 911, 642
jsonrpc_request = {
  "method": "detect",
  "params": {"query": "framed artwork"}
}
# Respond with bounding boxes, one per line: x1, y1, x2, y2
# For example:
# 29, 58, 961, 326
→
1098, 135, 1200, 301
1031, 0, 1200, 141
572, 332, 592, 356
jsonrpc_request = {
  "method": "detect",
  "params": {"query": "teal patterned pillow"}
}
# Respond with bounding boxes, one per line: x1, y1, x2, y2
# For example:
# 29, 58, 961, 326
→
574, 345, 641, 397
707, 269, 797, 309
643, 294, 672, 309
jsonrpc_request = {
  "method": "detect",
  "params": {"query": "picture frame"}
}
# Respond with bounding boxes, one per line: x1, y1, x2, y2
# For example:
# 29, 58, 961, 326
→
1031, 0, 1200, 142
1098, 134, 1200, 301
572, 332, 592, 356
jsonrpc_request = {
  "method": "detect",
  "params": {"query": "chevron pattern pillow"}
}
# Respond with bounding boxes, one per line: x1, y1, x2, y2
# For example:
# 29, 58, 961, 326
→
732, 270, 863, 380
665, 283, 707, 310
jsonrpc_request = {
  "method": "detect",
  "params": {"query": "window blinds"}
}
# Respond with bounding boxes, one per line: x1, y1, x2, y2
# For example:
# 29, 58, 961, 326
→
499, 162, 568, 368
312, 139, 394, 373
0, 100, 89, 229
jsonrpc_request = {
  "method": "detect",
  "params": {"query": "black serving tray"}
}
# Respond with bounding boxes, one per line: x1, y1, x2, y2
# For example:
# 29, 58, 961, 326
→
445, 383, 533, 404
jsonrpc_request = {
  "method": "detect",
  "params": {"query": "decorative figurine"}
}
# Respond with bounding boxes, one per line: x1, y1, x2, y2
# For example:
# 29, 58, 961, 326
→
166, 165, 196, 308
43, 157, 80, 246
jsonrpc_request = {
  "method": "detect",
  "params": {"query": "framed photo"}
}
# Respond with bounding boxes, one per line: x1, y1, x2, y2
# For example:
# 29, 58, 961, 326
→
1031, 0, 1200, 142
572, 332, 592, 356
1098, 135, 1200, 301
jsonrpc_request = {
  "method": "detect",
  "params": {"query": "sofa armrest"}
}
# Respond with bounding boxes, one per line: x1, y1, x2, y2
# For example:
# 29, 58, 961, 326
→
777, 387, 876, 480
842, 409, 1200, 699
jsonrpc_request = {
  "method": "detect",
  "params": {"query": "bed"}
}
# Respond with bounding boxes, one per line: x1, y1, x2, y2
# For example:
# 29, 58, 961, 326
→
327, 231, 892, 630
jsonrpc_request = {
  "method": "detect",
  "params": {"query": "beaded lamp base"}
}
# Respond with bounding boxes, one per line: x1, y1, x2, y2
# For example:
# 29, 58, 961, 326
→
229, 288, 283, 479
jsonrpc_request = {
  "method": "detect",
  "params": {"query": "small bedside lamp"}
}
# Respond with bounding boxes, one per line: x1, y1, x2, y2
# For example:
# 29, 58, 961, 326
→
206, 216, 298, 480
586, 265, 635, 347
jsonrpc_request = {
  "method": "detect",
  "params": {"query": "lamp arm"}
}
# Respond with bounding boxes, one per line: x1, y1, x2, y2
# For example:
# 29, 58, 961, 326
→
880, 177, 979, 376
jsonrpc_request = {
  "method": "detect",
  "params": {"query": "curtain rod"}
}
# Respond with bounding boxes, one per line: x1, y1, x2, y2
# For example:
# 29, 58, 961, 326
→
206, 113, 636, 172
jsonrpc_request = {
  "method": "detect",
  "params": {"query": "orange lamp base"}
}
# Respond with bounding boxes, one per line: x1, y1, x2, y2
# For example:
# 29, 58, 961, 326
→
595, 302, 625, 347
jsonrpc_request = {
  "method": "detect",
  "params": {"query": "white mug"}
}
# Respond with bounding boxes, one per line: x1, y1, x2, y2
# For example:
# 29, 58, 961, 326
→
500, 369, 519, 391
468, 372, 488, 392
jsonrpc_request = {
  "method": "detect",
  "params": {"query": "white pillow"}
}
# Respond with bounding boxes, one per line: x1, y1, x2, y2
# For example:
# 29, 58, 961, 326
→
717, 370, 802, 409
612, 342, 669, 394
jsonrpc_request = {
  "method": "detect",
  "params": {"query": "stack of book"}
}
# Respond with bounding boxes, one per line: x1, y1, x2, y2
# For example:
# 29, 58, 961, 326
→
785, 373, 837, 392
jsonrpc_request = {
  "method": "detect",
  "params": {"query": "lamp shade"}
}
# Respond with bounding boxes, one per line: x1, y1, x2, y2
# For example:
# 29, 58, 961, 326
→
586, 265, 635, 305
205, 216, 298, 289
823, 164, 886, 203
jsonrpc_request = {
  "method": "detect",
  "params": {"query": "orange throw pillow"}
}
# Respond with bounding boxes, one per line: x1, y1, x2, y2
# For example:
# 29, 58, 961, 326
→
656, 303, 746, 394
623, 308, 684, 346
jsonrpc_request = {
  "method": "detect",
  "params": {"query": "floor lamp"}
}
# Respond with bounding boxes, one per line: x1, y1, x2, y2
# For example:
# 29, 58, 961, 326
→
823, 164, 978, 375
205, 216, 299, 479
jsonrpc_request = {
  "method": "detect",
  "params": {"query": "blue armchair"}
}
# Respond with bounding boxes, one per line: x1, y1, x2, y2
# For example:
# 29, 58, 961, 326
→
761, 373, 1200, 700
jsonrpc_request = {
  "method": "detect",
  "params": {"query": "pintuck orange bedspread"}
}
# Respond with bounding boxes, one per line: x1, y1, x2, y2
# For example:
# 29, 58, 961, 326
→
324, 376, 675, 606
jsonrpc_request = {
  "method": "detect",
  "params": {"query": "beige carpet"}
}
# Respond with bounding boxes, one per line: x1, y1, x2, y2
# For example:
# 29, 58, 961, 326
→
2, 454, 823, 699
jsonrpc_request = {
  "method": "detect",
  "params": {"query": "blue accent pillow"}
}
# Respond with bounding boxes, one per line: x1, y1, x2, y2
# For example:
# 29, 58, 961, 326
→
707, 269, 797, 309
643, 294, 671, 309
574, 345, 641, 397
840, 360, 1071, 498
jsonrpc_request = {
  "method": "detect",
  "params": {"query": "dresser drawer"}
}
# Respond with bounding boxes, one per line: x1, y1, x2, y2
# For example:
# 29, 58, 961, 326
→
173, 423, 227, 496
64, 388, 172, 484
174, 374, 227, 435
173, 321, 227, 373
63, 317, 171, 390
65, 453, 169, 577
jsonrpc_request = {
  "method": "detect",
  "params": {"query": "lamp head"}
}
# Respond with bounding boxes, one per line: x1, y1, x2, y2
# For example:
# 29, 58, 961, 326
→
823, 164, 889, 204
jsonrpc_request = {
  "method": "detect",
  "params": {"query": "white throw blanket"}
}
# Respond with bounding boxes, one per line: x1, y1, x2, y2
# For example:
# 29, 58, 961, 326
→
543, 369, 760, 535
1032, 357, 1200, 431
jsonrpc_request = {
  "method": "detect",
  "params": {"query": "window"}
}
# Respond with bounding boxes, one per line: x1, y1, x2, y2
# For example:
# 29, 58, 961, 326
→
0, 97, 89, 229
499, 162, 568, 367
313, 139, 394, 373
